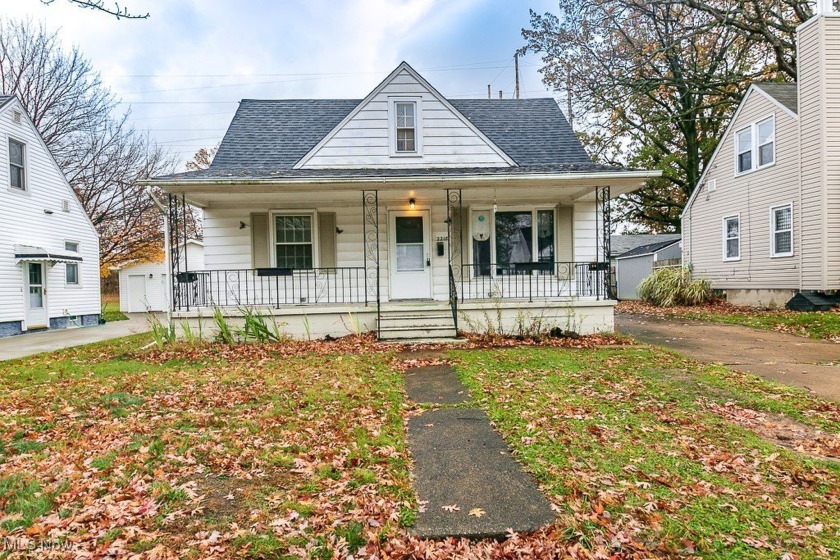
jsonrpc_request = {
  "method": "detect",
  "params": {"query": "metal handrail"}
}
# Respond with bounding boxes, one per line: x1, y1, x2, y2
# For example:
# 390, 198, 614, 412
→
458, 261, 609, 302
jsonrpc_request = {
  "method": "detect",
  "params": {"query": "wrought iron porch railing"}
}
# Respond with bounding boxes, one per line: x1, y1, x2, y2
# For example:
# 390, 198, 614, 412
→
173, 267, 367, 311
458, 261, 610, 302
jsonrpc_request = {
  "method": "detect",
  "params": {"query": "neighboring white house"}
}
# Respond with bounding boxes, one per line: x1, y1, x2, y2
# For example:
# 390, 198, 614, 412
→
115, 240, 204, 313
143, 62, 659, 340
0, 95, 100, 337
682, 4, 840, 308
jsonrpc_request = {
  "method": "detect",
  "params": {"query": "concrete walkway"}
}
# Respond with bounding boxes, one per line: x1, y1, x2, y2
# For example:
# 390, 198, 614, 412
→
0, 313, 153, 361
404, 364, 555, 539
617, 313, 840, 401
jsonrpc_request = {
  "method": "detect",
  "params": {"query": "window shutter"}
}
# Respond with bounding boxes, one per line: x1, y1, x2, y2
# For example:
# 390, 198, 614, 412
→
318, 212, 337, 268
557, 206, 574, 262
251, 213, 270, 268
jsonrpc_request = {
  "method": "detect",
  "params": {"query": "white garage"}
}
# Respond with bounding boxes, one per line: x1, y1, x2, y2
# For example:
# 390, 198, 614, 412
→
116, 240, 204, 313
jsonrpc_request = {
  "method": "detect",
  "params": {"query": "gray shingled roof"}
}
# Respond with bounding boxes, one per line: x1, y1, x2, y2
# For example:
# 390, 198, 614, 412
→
0, 95, 14, 111
610, 234, 681, 259
616, 238, 681, 259
753, 83, 797, 114
155, 96, 624, 182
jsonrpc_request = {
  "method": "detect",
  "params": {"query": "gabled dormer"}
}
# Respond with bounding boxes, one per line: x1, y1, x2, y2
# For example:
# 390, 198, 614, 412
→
295, 62, 516, 169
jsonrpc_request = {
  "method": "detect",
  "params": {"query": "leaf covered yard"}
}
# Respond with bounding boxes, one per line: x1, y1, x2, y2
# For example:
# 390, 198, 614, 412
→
0, 336, 837, 558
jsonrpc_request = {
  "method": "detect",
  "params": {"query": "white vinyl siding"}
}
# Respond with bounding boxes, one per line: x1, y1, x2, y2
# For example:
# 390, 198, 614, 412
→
300, 68, 511, 169
723, 216, 740, 261
0, 99, 100, 326
771, 204, 793, 257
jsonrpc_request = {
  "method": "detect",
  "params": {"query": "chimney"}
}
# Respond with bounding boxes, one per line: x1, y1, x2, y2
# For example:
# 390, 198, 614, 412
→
498, 90, 503, 100
797, 5, 840, 290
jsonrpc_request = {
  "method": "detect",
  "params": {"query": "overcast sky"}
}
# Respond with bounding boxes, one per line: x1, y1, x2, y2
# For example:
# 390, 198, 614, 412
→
7, 0, 560, 170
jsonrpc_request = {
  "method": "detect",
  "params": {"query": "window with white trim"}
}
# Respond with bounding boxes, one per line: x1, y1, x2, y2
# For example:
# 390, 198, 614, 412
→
395, 102, 417, 153
9, 139, 25, 190
723, 216, 740, 261
65, 241, 80, 285
771, 204, 793, 257
735, 128, 752, 174
274, 215, 313, 269
735, 116, 775, 174
757, 117, 775, 167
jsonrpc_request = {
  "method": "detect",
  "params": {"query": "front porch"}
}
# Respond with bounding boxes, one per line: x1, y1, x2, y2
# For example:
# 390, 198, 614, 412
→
160, 176, 640, 339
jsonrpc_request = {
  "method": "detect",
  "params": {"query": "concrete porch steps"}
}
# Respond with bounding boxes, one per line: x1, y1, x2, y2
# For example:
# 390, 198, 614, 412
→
378, 304, 457, 341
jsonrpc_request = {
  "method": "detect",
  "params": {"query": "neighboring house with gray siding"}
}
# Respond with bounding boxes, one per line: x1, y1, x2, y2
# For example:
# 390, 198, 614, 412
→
682, 5, 840, 308
0, 95, 101, 337
144, 62, 659, 340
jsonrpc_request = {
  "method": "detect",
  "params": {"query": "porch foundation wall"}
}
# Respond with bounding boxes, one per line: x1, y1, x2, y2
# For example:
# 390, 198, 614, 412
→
171, 300, 615, 341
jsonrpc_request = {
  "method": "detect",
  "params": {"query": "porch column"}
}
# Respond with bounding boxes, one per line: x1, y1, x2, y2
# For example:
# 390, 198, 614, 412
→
595, 186, 612, 299
362, 190, 380, 331
445, 189, 462, 329
167, 193, 189, 311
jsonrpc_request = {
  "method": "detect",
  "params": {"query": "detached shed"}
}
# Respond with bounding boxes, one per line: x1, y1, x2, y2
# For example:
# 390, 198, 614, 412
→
615, 238, 681, 300
116, 240, 204, 313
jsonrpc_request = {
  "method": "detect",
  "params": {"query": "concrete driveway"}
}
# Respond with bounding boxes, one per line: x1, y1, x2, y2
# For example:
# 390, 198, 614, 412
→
0, 313, 155, 362
617, 313, 840, 401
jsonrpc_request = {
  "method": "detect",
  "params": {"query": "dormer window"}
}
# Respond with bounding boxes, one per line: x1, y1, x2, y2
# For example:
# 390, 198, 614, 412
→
389, 98, 422, 157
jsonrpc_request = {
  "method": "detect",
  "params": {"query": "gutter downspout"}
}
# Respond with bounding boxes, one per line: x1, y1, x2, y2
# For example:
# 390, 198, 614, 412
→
146, 188, 172, 321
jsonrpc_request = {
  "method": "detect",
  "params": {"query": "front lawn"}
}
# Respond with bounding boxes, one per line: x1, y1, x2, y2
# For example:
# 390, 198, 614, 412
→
619, 300, 840, 341
0, 336, 837, 558
0, 336, 413, 558
455, 347, 840, 558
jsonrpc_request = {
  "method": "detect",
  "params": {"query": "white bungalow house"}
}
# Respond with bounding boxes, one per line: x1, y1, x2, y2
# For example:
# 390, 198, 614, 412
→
0, 95, 101, 337
144, 63, 659, 340
114, 240, 204, 313
682, 2, 840, 309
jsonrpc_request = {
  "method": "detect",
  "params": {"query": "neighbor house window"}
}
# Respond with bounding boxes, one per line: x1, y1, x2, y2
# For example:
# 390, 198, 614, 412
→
9, 139, 25, 190
757, 117, 775, 167
735, 116, 775, 174
395, 102, 416, 153
65, 241, 79, 285
723, 215, 740, 261
771, 204, 793, 257
274, 215, 313, 269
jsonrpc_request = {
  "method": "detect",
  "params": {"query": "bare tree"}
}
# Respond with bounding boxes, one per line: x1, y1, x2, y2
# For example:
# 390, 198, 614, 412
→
39, 0, 149, 19
186, 146, 218, 171
0, 19, 174, 271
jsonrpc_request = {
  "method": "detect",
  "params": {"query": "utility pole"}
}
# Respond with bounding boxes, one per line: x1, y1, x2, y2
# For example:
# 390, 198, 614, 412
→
514, 53, 520, 100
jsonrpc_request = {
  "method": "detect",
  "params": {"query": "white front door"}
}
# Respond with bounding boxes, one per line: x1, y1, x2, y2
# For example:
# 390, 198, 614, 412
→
24, 262, 48, 329
389, 210, 432, 299
128, 274, 148, 312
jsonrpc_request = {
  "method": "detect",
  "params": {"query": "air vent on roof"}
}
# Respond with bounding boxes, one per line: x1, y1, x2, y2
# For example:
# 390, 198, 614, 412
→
706, 179, 716, 192
62, 200, 71, 212
12, 110, 21, 124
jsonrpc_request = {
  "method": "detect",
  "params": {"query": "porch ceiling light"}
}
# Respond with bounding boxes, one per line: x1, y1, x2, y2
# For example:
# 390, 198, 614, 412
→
409, 198, 416, 210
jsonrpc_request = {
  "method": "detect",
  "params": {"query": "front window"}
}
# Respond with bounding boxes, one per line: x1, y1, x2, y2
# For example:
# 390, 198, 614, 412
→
736, 128, 752, 174
771, 204, 793, 257
495, 211, 533, 272
395, 102, 416, 153
724, 216, 740, 261
274, 215, 313, 269
9, 139, 25, 190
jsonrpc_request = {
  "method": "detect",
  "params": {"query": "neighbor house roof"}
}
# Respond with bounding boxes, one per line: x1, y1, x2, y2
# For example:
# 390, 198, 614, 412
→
0, 95, 15, 111
152, 97, 626, 182
753, 83, 798, 115
610, 234, 681, 258
615, 238, 681, 259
